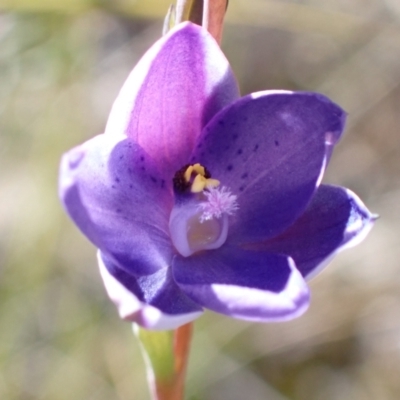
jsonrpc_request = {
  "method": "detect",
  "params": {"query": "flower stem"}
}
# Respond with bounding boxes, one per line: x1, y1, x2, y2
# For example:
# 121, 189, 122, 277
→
135, 323, 194, 400
202, 0, 228, 44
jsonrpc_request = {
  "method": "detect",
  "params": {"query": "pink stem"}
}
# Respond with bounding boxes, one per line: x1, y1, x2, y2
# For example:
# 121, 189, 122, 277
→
202, 0, 228, 44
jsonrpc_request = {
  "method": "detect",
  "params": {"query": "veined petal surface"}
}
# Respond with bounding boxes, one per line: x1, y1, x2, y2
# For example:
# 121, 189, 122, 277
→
252, 185, 376, 280
59, 134, 173, 276
173, 247, 309, 321
192, 91, 346, 242
105, 22, 239, 179
99, 253, 203, 330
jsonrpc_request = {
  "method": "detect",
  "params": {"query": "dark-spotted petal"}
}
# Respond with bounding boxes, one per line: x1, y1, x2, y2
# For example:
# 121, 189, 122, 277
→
59, 134, 174, 276
192, 91, 346, 243
253, 184, 376, 280
99, 253, 203, 330
105, 22, 239, 179
173, 246, 309, 321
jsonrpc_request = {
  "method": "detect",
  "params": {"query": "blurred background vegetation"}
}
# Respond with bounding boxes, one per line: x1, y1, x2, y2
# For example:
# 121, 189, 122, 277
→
1, 0, 400, 399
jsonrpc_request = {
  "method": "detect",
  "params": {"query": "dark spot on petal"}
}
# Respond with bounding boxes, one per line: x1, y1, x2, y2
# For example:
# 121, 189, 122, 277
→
151, 176, 157, 183
140, 156, 145, 162
239, 186, 245, 192
227, 164, 233, 171
224, 146, 230, 151
116, 209, 122, 213
129, 184, 133, 189
254, 144, 259, 152
197, 143, 202, 149
111, 185, 116, 189
161, 179, 165, 188
231, 121, 237, 126
119, 155, 123, 160
218, 120, 225, 126
237, 149, 243, 155
275, 140, 279, 146
141, 167, 145, 171
243, 116, 249, 121
115, 177, 120, 183
241, 173, 248, 179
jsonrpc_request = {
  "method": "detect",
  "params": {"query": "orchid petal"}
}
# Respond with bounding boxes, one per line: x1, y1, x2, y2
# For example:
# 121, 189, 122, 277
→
105, 22, 239, 179
252, 185, 376, 280
99, 253, 203, 330
59, 134, 174, 276
173, 247, 309, 321
192, 91, 346, 242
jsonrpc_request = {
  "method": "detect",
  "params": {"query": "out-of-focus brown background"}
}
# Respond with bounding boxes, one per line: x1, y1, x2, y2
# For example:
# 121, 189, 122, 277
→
0, 0, 399, 399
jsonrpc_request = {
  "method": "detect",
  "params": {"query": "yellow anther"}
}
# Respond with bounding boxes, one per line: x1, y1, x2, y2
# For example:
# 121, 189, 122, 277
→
184, 163, 207, 182
192, 163, 205, 176
191, 175, 220, 193
182, 163, 221, 193
191, 174, 207, 193
184, 165, 194, 182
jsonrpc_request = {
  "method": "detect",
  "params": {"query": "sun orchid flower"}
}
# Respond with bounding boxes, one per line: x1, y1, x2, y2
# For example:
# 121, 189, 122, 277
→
59, 22, 375, 330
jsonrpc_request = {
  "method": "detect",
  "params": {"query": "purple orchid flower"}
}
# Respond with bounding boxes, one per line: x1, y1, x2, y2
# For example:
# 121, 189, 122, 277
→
59, 22, 374, 330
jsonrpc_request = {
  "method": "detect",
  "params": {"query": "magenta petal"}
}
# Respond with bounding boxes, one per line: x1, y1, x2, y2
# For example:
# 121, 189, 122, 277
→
59, 134, 174, 276
255, 185, 376, 280
105, 22, 239, 179
192, 91, 346, 242
173, 247, 309, 321
99, 253, 203, 330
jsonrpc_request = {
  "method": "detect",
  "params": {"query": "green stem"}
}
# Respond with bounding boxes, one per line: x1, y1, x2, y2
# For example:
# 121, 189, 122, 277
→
135, 323, 194, 400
